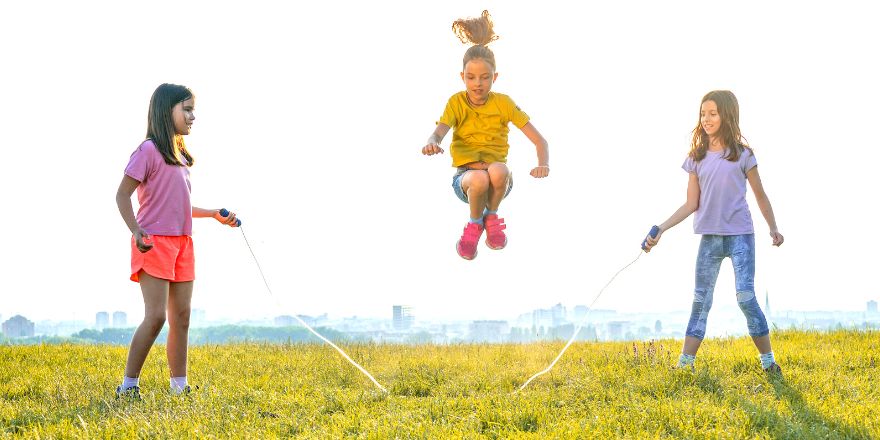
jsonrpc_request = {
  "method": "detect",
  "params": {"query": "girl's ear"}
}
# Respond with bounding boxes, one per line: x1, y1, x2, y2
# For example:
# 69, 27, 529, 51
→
493, 72, 499, 82
460, 71, 465, 82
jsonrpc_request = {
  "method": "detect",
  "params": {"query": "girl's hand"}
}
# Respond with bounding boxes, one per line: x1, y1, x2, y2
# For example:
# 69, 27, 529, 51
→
422, 143, 444, 156
133, 229, 153, 253
770, 230, 784, 247
530, 165, 550, 178
213, 209, 238, 227
643, 229, 663, 252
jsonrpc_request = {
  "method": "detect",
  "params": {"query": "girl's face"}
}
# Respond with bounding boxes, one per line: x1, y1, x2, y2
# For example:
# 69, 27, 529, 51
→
461, 58, 498, 106
172, 98, 195, 135
700, 100, 722, 138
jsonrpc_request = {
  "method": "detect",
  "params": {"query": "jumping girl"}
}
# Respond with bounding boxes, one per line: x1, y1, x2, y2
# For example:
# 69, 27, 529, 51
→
422, 10, 550, 260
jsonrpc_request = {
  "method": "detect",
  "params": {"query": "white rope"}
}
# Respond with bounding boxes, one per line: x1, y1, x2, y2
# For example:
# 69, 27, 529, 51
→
515, 251, 645, 393
237, 226, 387, 393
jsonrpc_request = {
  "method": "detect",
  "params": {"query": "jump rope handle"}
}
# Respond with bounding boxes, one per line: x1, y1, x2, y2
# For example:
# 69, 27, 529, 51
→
641, 225, 660, 251
219, 208, 241, 227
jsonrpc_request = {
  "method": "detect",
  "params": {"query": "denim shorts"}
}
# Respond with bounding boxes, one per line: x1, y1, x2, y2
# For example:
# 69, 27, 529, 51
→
451, 168, 513, 203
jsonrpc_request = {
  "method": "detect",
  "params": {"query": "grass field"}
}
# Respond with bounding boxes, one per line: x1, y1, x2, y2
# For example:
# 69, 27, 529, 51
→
2, 329, 878, 438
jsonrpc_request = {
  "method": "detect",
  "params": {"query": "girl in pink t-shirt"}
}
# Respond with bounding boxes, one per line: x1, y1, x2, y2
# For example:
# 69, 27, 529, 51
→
643, 90, 784, 374
114, 83, 239, 397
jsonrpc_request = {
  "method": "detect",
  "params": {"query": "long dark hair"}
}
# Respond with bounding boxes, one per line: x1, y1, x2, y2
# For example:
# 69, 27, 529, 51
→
452, 10, 499, 71
146, 83, 195, 166
689, 90, 750, 162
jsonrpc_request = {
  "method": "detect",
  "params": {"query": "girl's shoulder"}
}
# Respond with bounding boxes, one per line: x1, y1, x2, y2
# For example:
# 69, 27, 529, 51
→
486, 91, 513, 104
131, 139, 160, 159
733, 144, 756, 163
444, 92, 466, 110
490, 92, 519, 111
447, 91, 467, 101
137, 138, 158, 151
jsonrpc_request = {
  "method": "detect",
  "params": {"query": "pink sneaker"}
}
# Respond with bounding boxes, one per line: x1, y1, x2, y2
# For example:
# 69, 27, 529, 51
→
483, 214, 507, 250
456, 222, 484, 260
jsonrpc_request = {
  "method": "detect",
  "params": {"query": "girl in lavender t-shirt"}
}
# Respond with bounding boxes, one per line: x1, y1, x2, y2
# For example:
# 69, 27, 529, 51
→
643, 90, 784, 374
114, 84, 240, 397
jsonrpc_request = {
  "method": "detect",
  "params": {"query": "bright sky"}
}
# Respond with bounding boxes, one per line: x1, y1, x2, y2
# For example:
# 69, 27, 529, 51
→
1, 1, 878, 323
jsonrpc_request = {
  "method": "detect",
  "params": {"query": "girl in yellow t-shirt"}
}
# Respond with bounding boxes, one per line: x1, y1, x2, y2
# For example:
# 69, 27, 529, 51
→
422, 10, 550, 260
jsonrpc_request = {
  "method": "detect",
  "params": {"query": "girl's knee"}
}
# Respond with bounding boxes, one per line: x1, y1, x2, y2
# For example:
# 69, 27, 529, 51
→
143, 315, 166, 335
488, 163, 510, 182
173, 309, 191, 329
693, 288, 712, 303
736, 290, 756, 303
736, 292, 760, 314
465, 171, 490, 191
488, 162, 510, 174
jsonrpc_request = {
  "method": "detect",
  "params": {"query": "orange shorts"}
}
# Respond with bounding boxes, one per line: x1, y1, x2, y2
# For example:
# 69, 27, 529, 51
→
130, 235, 195, 282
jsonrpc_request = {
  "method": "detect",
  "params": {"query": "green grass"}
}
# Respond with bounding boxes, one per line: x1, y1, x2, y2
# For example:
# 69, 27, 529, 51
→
2, 329, 878, 438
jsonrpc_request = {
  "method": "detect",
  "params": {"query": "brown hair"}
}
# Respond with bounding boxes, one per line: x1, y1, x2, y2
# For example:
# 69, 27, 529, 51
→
452, 10, 498, 71
146, 83, 195, 167
688, 90, 750, 162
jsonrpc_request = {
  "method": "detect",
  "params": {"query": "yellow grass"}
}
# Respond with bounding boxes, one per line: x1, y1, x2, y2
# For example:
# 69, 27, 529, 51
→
2, 329, 878, 438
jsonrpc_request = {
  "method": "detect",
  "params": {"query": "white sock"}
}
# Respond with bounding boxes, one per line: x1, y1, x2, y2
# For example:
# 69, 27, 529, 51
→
121, 376, 139, 389
170, 376, 188, 394
678, 353, 696, 367
759, 352, 776, 369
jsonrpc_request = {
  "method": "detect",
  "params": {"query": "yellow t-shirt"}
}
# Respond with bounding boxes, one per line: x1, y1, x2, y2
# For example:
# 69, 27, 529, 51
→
438, 91, 530, 167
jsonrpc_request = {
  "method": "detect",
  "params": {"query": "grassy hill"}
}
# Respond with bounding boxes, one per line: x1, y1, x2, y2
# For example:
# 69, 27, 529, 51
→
2, 329, 877, 438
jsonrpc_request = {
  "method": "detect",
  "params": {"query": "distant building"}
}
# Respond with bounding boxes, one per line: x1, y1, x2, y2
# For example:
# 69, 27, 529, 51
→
532, 308, 554, 329
551, 303, 566, 326
868, 300, 878, 314
95, 312, 109, 330
572, 305, 589, 323
112, 311, 127, 328
393, 305, 414, 330
3, 315, 35, 338
469, 320, 509, 343
606, 321, 630, 340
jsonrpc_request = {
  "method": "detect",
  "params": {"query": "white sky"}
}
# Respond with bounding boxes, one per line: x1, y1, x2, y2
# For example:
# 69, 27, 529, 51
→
1, 1, 878, 323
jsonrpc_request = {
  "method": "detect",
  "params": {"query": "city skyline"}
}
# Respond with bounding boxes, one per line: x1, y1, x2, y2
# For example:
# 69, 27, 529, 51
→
3, 290, 878, 323
6, 297, 879, 343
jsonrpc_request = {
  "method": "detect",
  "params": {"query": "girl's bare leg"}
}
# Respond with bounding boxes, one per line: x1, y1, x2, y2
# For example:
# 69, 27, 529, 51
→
124, 271, 169, 378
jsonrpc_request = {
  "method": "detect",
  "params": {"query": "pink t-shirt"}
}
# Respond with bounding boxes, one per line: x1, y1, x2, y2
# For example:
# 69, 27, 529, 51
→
124, 139, 192, 236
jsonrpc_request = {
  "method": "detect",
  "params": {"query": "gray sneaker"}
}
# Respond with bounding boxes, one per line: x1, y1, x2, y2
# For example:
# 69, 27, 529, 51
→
763, 363, 783, 375
174, 384, 199, 396
115, 385, 141, 400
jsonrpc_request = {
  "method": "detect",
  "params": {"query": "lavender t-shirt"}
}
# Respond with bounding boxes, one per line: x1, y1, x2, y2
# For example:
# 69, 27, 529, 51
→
124, 140, 192, 236
682, 148, 757, 235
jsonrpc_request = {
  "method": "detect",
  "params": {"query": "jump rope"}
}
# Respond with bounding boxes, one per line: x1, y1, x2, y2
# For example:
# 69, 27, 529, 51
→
220, 209, 388, 393
515, 226, 660, 392
222, 209, 659, 394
